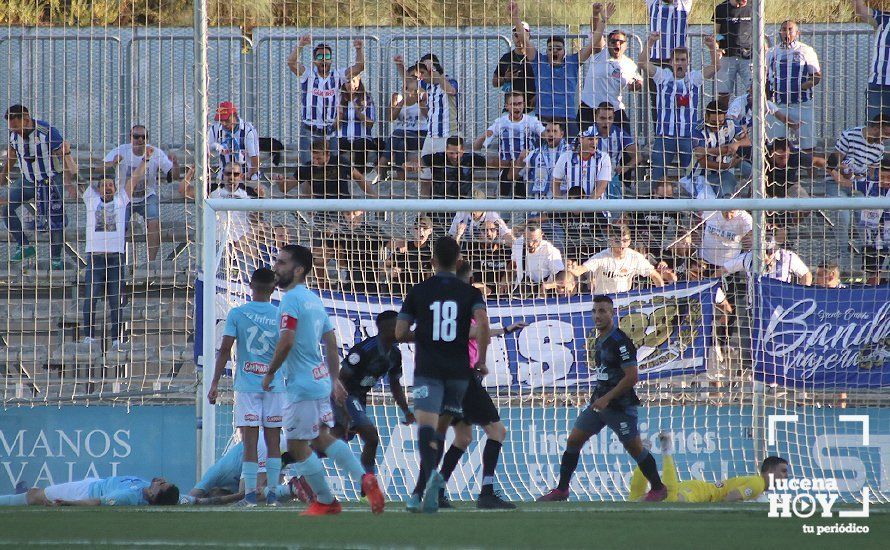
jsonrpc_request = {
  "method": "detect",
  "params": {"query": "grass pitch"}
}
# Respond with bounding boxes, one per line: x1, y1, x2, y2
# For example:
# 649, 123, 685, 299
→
0, 501, 886, 549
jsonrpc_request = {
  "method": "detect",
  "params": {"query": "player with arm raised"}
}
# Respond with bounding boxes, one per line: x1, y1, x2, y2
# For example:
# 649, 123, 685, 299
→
628, 433, 789, 502
207, 268, 284, 507
332, 310, 416, 474
0, 477, 178, 507
264, 244, 384, 516
538, 294, 667, 502
395, 237, 490, 514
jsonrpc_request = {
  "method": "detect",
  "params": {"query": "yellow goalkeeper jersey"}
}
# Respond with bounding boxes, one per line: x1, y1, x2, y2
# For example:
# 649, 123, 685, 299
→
676, 475, 766, 502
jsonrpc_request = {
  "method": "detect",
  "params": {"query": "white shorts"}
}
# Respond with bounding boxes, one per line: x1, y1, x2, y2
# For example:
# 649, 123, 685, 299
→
234, 391, 287, 428
284, 397, 334, 441
420, 136, 449, 180
44, 479, 97, 502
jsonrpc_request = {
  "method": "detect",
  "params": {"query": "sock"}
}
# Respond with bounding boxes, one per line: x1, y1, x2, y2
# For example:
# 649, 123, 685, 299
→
0, 493, 27, 506
242, 461, 258, 497
439, 445, 466, 483
325, 439, 366, 483
294, 454, 334, 505
480, 440, 503, 495
557, 446, 581, 492
661, 454, 679, 498
414, 426, 438, 495
633, 449, 665, 491
264, 458, 282, 498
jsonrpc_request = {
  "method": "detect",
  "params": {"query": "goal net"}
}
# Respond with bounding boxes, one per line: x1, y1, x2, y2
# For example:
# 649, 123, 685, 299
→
200, 197, 890, 503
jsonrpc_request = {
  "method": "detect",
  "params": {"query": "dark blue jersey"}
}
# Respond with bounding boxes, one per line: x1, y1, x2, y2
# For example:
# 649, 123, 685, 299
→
340, 335, 402, 399
589, 327, 640, 409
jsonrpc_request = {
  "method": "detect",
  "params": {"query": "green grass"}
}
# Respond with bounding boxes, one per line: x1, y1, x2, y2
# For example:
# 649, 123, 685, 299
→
0, 501, 887, 549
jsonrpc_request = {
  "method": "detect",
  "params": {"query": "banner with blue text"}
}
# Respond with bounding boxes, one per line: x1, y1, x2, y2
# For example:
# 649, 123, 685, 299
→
753, 277, 890, 388
195, 278, 719, 389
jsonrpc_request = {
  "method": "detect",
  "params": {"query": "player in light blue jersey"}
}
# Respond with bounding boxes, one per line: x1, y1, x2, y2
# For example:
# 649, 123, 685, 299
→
208, 268, 284, 507
0, 476, 178, 506
264, 244, 385, 516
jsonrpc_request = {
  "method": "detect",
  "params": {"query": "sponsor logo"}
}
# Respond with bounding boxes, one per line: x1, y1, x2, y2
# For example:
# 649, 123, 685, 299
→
265, 416, 282, 423
413, 385, 429, 399
312, 364, 328, 380
244, 362, 269, 375
244, 413, 259, 422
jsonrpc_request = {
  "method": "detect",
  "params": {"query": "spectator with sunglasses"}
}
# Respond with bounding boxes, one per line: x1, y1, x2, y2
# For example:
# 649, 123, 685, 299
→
288, 36, 366, 164
104, 125, 177, 262
495, 2, 537, 113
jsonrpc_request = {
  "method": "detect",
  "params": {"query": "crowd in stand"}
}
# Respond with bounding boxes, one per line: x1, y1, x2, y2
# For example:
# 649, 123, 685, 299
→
3, 1, 890, 349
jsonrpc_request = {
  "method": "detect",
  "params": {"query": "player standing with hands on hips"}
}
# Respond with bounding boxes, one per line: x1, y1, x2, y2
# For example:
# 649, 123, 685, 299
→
538, 294, 667, 502
395, 237, 491, 513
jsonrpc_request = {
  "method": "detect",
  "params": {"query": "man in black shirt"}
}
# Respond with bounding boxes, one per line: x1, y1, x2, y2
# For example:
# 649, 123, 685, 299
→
281, 138, 373, 198
714, 0, 753, 96
465, 220, 512, 296
493, 17, 536, 113
332, 311, 415, 474
538, 295, 666, 502
422, 136, 489, 199
395, 237, 490, 513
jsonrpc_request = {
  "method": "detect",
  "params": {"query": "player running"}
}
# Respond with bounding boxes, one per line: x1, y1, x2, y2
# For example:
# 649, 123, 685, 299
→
538, 294, 667, 502
331, 310, 416, 474
0, 477, 178, 506
265, 244, 384, 516
629, 433, 789, 502
395, 236, 491, 513
207, 267, 284, 507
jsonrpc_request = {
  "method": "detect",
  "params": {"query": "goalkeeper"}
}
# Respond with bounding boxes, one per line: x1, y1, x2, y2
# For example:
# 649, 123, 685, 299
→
629, 433, 789, 502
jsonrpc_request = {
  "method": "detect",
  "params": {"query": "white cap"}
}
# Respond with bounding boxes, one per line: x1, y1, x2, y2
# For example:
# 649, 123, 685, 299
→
513, 21, 531, 33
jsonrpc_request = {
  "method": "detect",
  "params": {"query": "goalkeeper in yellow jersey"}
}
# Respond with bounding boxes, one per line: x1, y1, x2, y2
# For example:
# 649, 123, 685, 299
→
629, 433, 789, 502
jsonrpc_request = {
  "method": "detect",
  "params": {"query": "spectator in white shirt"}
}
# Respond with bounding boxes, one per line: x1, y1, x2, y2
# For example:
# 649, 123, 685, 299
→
566, 225, 664, 294
511, 222, 565, 290
104, 125, 177, 262
580, 3, 643, 131
697, 209, 753, 268
80, 162, 141, 350
720, 241, 813, 286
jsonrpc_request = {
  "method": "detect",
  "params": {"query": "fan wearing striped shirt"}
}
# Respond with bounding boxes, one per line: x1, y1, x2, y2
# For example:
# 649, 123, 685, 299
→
689, 100, 751, 198
523, 120, 570, 200
590, 102, 640, 196
288, 36, 366, 164
474, 91, 545, 198
552, 126, 612, 200
335, 75, 378, 179
853, 0, 890, 119
638, 32, 721, 183
853, 156, 890, 285
413, 54, 460, 189
765, 21, 822, 151
720, 240, 812, 286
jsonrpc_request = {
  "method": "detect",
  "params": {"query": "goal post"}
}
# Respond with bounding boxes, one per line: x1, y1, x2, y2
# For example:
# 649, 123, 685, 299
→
198, 196, 890, 503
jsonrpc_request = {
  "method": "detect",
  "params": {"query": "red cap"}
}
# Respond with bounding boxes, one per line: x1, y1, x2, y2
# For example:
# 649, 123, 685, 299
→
214, 101, 238, 122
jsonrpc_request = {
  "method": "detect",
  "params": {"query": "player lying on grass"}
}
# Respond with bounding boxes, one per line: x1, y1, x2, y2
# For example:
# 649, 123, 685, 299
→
331, 310, 415, 476
538, 294, 667, 502
0, 477, 178, 506
629, 433, 789, 502
208, 267, 285, 507
408, 261, 522, 511
181, 433, 312, 505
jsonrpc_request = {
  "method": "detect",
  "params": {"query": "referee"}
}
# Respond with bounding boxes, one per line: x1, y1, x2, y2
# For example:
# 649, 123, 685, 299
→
538, 294, 667, 502
395, 236, 490, 514
1, 105, 76, 268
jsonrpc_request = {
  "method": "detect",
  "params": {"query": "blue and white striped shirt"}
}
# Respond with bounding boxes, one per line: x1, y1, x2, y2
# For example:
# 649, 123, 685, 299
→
595, 124, 635, 168
690, 119, 742, 176
724, 249, 810, 283
525, 140, 570, 198
767, 41, 821, 105
485, 113, 545, 161
647, 0, 693, 61
8, 119, 63, 184
421, 77, 459, 138
855, 171, 890, 250
870, 10, 890, 86
301, 66, 348, 129
207, 119, 260, 179
552, 150, 613, 196
337, 97, 377, 140
836, 126, 886, 181
653, 67, 704, 137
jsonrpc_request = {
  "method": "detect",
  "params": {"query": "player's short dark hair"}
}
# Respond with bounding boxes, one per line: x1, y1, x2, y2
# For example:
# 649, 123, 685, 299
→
456, 259, 473, 282
446, 136, 464, 148
4, 104, 29, 121
595, 101, 616, 115
152, 484, 180, 506
760, 456, 788, 474
546, 35, 565, 46
250, 267, 277, 291
593, 295, 614, 307
376, 310, 398, 326
433, 236, 461, 270
281, 244, 313, 277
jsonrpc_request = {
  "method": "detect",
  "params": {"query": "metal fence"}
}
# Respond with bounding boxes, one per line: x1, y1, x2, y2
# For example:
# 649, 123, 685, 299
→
0, 23, 877, 152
